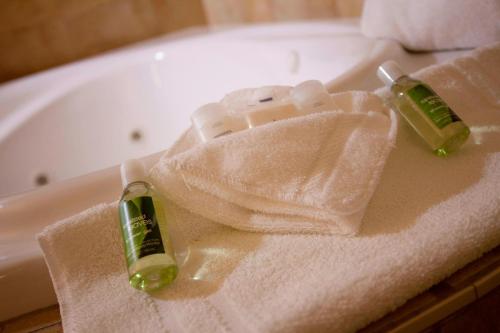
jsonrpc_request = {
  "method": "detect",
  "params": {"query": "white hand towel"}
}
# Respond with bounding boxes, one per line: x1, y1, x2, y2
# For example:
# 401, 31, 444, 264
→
151, 91, 397, 235
38, 42, 500, 333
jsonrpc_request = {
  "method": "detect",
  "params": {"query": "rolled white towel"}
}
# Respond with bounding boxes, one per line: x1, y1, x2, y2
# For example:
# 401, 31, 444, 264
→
361, 0, 500, 51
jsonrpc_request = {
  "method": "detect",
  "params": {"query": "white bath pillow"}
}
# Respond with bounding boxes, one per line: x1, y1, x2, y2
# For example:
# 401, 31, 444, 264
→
361, 0, 500, 51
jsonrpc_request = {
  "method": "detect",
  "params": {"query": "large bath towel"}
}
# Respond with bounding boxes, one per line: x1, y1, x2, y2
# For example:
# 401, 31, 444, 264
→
38, 43, 500, 332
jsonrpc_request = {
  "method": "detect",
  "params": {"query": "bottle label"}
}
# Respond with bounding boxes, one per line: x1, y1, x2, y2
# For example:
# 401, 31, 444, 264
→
407, 84, 461, 129
119, 196, 165, 267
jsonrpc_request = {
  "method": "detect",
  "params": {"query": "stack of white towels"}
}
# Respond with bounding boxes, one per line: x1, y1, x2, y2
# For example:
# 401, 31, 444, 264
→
38, 43, 500, 332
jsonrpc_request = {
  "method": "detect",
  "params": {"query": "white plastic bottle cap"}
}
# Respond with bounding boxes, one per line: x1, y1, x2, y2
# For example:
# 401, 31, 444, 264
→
377, 60, 406, 86
190, 103, 229, 142
120, 159, 147, 189
190, 103, 226, 129
291, 80, 338, 113
291, 80, 326, 104
252, 86, 275, 102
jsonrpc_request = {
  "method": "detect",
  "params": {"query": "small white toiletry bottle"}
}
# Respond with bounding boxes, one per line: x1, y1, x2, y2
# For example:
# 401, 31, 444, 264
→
245, 101, 300, 128
291, 80, 338, 113
191, 103, 246, 142
252, 86, 275, 104
118, 159, 178, 292
247, 86, 292, 107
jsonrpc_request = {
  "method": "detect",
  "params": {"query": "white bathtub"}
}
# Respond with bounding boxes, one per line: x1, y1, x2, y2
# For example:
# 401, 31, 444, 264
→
0, 20, 466, 321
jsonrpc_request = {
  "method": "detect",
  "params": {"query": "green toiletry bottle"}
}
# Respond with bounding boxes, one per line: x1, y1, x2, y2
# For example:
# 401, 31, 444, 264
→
377, 61, 470, 156
118, 159, 178, 292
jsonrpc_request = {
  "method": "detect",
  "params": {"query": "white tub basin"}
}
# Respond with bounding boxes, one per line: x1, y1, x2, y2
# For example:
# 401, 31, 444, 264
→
0, 20, 381, 199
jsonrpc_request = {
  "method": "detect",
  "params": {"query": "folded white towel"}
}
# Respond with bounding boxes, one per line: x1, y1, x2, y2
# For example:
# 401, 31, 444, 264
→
361, 0, 500, 51
38, 42, 500, 333
151, 91, 397, 235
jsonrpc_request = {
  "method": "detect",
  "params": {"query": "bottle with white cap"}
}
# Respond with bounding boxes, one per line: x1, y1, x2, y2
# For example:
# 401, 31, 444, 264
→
291, 80, 339, 114
191, 103, 247, 142
118, 159, 178, 292
244, 100, 300, 128
377, 60, 470, 156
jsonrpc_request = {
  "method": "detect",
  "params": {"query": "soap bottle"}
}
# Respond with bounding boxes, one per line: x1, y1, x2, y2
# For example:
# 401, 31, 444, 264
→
377, 60, 470, 156
118, 159, 178, 292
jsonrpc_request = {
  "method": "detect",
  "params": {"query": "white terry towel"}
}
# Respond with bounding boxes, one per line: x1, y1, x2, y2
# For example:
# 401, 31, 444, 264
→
361, 0, 500, 51
152, 91, 397, 236
38, 42, 500, 333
